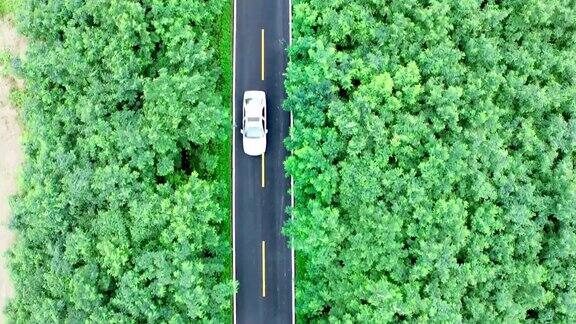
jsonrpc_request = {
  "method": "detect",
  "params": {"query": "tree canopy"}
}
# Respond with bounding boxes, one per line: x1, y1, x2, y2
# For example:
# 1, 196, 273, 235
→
284, 0, 576, 322
7, 0, 233, 322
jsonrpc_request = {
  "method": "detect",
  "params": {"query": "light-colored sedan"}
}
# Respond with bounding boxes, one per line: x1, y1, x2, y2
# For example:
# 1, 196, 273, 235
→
241, 91, 267, 156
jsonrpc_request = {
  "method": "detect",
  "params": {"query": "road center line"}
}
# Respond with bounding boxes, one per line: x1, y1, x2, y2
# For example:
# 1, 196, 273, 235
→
261, 29, 265, 81
261, 153, 265, 188
262, 241, 266, 297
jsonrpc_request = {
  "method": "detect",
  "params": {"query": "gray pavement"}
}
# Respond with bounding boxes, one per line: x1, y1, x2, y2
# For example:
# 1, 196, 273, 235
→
232, 0, 293, 323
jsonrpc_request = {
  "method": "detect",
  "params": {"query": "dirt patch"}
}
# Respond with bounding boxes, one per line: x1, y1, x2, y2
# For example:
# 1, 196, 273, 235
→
0, 17, 26, 323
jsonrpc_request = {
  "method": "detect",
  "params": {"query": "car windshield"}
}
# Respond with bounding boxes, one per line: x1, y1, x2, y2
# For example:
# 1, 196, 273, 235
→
245, 126, 263, 138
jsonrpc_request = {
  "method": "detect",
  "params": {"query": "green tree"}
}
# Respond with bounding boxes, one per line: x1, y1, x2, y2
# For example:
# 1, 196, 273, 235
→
285, 0, 576, 322
7, 0, 233, 322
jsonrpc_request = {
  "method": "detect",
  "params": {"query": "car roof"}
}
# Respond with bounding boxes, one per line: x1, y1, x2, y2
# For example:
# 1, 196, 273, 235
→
244, 98, 263, 117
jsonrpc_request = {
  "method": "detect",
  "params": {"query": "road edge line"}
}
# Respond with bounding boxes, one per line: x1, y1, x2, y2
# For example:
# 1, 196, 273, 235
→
232, 0, 237, 322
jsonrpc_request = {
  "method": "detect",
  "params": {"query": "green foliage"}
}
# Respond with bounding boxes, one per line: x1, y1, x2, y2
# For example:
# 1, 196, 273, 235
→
216, 0, 233, 289
7, 0, 233, 322
285, 0, 576, 322
0, 0, 20, 16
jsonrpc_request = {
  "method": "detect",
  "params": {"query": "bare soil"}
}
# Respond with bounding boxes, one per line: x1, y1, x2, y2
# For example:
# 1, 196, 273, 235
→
0, 17, 26, 323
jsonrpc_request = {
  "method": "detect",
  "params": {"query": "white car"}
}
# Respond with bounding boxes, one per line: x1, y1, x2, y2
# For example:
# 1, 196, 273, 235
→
241, 91, 267, 156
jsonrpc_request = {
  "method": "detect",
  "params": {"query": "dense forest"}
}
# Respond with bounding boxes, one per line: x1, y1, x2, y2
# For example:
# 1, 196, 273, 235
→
7, 0, 233, 321
284, 0, 576, 322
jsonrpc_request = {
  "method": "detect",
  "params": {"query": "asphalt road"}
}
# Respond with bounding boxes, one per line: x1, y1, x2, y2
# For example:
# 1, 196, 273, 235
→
232, 0, 293, 323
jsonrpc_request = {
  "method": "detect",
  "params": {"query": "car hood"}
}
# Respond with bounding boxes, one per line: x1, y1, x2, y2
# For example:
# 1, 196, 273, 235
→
243, 136, 266, 156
